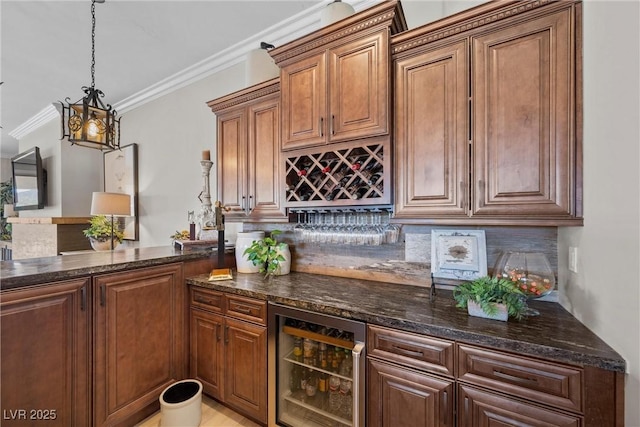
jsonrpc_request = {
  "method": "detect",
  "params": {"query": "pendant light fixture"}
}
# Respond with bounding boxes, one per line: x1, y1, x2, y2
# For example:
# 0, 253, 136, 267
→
320, 0, 355, 26
59, 0, 120, 151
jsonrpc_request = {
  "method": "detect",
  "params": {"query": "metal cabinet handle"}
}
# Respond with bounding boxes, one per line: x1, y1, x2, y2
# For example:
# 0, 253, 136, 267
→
233, 304, 253, 315
320, 117, 324, 137
331, 114, 335, 135
241, 195, 246, 210
391, 344, 424, 359
352, 342, 365, 427
478, 180, 485, 207
80, 286, 86, 311
248, 195, 253, 214
493, 369, 538, 386
100, 285, 106, 307
460, 181, 466, 209
224, 325, 229, 344
216, 324, 221, 342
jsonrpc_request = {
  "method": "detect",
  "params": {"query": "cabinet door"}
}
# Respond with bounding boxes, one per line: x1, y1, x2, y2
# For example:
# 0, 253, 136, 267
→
281, 52, 327, 150
217, 107, 248, 216
248, 94, 286, 219
458, 384, 582, 427
394, 39, 469, 218
368, 359, 454, 427
329, 30, 389, 143
224, 317, 267, 424
1, 279, 89, 427
190, 308, 224, 400
472, 8, 575, 218
93, 264, 184, 427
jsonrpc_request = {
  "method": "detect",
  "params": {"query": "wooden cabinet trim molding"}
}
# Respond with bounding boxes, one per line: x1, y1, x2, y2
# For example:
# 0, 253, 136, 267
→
391, 0, 579, 54
270, 0, 406, 66
207, 78, 280, 113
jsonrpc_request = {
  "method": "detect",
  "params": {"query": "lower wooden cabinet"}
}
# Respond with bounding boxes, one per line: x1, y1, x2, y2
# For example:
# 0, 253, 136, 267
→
458, 384, 582, 427
366, 325, 622, 427
368, 358, 454, 427
0, 278, 90, 427
189, 287, 267, 424
367, 325, 455, 427
93, 263, 185, 427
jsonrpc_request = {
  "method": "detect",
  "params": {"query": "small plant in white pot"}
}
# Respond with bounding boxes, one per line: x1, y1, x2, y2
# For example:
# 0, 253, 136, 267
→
452, 276, 528, 321
243, 230, 291, 279
83, 215, 124, 251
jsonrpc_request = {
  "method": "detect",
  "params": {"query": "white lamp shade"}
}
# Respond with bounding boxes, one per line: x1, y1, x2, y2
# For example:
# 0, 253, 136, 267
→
245, 48, 280, 86
91, 192, 131, 216
3, 204, 16, 218
320, 0, 355, 26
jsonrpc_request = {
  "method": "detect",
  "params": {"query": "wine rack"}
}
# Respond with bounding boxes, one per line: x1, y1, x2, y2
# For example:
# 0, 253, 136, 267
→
284, 139, 390, 207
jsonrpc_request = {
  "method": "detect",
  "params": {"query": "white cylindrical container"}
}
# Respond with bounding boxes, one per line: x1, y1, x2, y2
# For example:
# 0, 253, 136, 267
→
235, 231, 265, 273
275, 244, 291, 275
159, 379, 203, 427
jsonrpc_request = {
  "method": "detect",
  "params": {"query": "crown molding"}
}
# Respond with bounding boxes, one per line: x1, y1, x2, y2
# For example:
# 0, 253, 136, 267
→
10, 0, 381, 141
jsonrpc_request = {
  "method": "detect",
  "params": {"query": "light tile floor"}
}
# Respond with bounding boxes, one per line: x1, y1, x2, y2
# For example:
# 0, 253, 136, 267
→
135, 395, 261, 427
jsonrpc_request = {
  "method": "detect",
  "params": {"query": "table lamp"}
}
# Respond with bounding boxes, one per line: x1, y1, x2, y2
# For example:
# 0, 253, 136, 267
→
90, 192, 131, 250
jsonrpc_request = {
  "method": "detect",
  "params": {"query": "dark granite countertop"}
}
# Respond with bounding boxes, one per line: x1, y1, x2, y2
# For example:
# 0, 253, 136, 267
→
187, 271, 625, 373
0, 246, 218, 290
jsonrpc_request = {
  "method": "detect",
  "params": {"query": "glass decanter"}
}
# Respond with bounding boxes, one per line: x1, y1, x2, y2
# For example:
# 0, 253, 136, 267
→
493, 251, 555, 315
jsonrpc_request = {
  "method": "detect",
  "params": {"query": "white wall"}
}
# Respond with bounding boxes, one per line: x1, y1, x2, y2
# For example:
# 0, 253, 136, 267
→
558, 1, 639, 425
17, 118, 102, 218
121, 63, 247, 247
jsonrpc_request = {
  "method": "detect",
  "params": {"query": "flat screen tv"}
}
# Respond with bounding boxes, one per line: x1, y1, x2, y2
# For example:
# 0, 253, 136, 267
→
11, 146, 47, 211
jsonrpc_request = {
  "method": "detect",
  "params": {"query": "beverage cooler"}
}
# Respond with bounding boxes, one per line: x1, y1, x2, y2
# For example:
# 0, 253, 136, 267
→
268, 304, 366, 427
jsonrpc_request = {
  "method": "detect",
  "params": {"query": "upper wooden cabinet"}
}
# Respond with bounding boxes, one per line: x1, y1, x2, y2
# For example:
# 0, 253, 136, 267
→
271, 0, 407, 151
208, 79, 287, 222
392, 0, 583, 226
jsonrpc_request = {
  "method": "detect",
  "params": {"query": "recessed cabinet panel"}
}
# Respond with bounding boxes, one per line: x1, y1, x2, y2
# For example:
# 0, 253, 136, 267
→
93, 264, 184, 427
281, 53, 327, 150
394, 40, 469, 218
1, 279, 89, 427
249, 97, 284, 218
368, 359, 454, 427
330, 30, 388, 142
218, 110, 247, 215
472, 8, 573, 217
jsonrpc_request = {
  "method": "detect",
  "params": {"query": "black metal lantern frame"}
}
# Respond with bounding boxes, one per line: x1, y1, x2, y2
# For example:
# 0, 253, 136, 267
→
59, 0, 120, 151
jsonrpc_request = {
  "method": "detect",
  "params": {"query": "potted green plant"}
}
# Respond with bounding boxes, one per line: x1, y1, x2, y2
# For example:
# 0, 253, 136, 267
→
452, 276, 528, 321
83, 215, 125, 251
243, 230, 291, 278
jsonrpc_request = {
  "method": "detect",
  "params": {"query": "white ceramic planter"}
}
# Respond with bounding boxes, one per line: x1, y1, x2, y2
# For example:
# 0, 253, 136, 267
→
235, 231, 265, 273
274, 244, 291, 276
90, 238, 120, 251
467, 300, 508, 321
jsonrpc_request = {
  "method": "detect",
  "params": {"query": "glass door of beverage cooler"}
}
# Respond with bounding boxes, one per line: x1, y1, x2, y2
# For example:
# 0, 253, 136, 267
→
268, 304, 366, 427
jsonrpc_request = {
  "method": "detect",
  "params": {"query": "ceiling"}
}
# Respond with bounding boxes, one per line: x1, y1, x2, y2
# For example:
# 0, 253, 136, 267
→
0, 0, 339, 158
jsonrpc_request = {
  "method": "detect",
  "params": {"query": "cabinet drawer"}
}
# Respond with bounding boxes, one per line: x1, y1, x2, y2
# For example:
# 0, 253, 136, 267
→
191, 287, 224, 313
457, 344, 582, 413
225, 294, 267, 325
368, 325, 455, 377
458, 384, 582, 427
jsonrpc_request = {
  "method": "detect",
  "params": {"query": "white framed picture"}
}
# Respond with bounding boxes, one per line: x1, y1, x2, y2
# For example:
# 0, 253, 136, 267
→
431, 229, 487, 280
